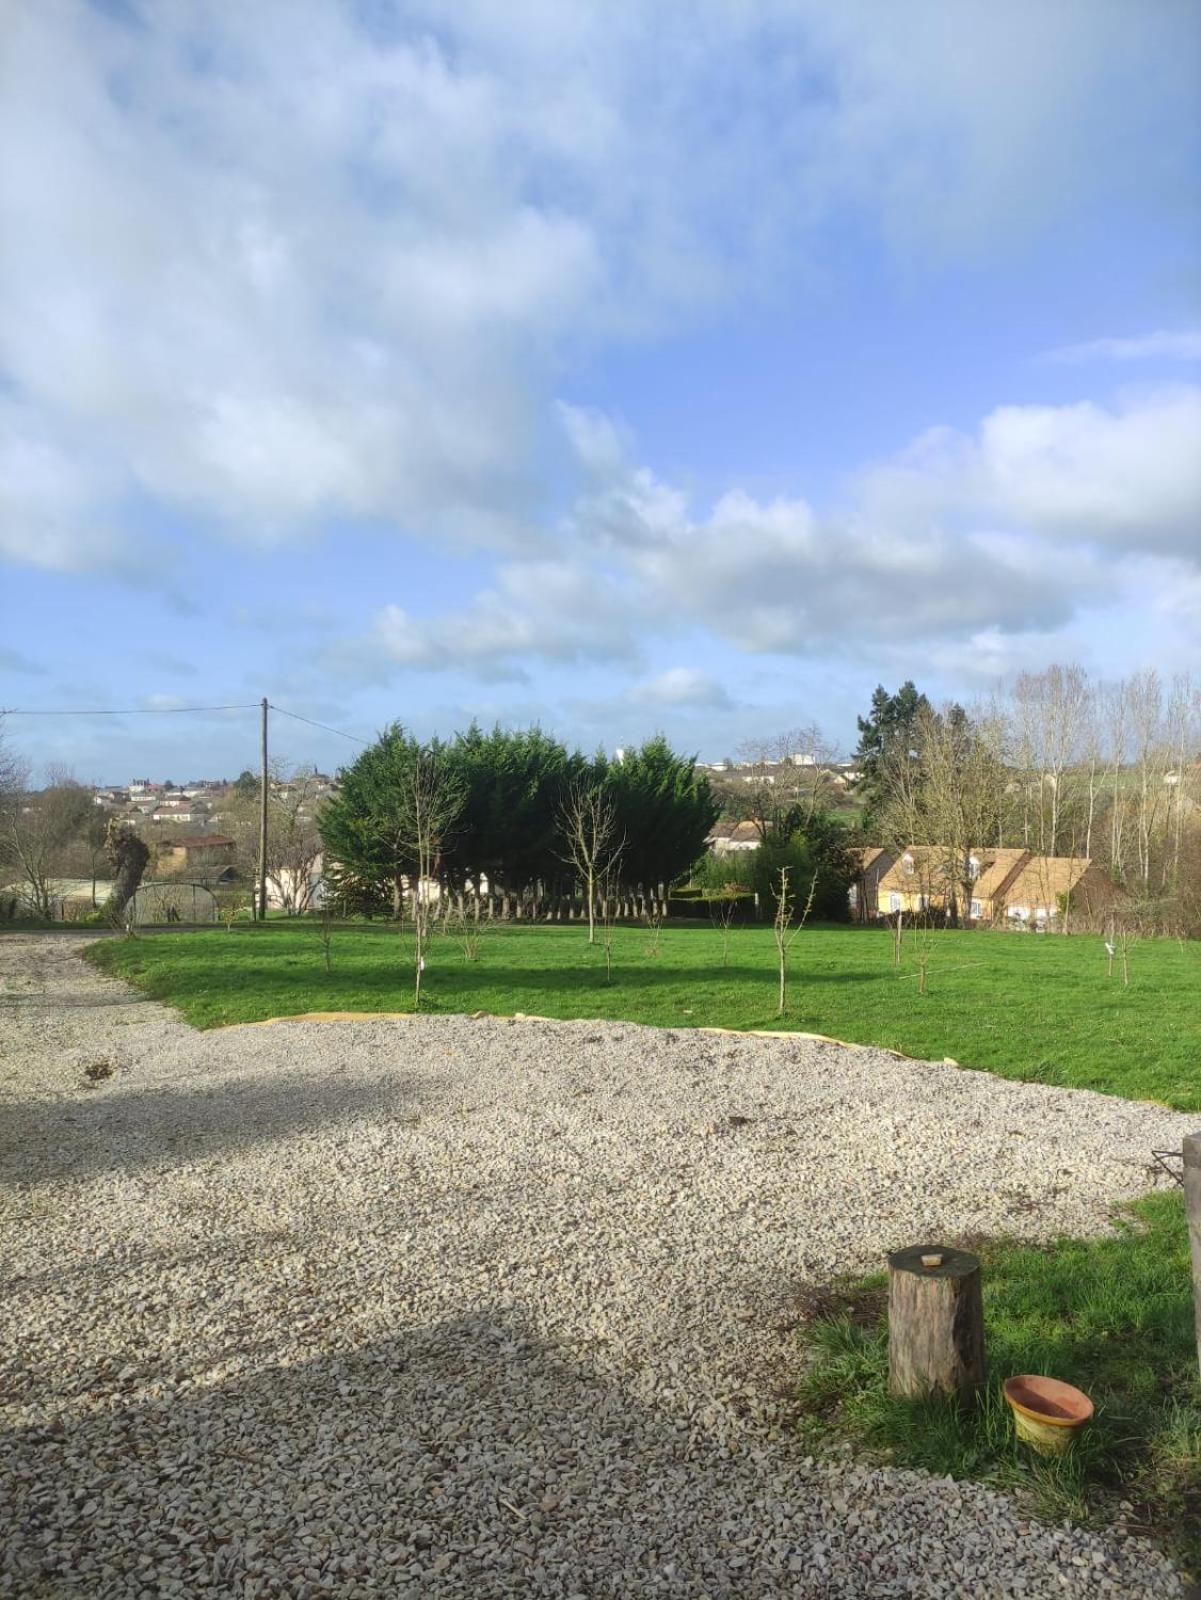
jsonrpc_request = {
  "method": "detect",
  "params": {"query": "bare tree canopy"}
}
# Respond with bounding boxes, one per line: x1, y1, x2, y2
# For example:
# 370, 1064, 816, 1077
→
0, 773, 93, 919
227, 764, 328, 913
558, 781, 623, 946
720, 726, 839, 841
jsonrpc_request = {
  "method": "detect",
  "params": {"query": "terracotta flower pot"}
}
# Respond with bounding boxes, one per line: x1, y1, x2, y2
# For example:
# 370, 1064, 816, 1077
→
1003, 1375, 1094, 1458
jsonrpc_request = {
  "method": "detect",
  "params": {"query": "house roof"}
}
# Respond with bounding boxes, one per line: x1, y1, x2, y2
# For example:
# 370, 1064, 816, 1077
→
877, 847, 944, 893
706, 820, 761, 843
1003, 855, 1095, 909
973, 849, 1030, 900
878, 846, 1029, 898
850, 846, 889, 873
174, 834, 235, 849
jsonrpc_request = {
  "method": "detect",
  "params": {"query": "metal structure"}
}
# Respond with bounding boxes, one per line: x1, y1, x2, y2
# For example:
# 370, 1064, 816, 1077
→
127, 880, 218, 926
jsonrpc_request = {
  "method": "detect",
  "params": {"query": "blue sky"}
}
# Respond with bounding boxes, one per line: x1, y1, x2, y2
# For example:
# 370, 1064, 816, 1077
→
2, 0, 1200, 782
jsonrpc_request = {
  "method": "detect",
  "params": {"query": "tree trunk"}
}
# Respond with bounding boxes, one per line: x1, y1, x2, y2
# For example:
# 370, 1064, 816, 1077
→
887, 1244, 986, 1400
108, 831, 150, 922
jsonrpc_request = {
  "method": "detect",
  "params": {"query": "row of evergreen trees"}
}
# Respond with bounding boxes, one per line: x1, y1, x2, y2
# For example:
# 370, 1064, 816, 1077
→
318, 723, 720, 910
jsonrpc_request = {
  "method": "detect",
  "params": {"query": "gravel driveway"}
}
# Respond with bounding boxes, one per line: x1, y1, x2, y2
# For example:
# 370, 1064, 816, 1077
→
0, 932, 1193, 1598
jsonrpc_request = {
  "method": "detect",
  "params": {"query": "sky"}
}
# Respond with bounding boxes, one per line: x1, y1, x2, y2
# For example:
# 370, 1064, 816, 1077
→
2, 0, 1200, 783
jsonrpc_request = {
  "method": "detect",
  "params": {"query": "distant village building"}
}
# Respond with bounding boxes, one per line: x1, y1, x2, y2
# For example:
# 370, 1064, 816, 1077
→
161, 835, 236, 871
705, 820, 763, 856
151, 799, 210, 825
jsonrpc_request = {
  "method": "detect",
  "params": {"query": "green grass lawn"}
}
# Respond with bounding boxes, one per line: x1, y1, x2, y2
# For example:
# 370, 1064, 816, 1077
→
84, 920, 1201, 1108
794, 1192, 1201, 1575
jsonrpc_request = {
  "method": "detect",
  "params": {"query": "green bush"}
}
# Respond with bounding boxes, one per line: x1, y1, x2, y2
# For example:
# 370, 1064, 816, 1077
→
690, 852, 757, 893
749, 815, 854, 922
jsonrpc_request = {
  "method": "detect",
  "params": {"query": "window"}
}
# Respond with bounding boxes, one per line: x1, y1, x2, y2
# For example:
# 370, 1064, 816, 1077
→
902, 855, 914, 876
968, 855, 980, 879
970, 899, 982, 919
889, 892, 902, 912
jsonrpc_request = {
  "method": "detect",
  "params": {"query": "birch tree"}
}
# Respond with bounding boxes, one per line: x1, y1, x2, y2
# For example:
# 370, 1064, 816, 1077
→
558, 781, 622, 945
1008, 664, 1090, 855
394, 745, 464, 1011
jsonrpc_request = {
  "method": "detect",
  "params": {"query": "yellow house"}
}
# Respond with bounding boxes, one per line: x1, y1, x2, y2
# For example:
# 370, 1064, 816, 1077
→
876, 847, 1030, 920
1000, 855, 1118, 925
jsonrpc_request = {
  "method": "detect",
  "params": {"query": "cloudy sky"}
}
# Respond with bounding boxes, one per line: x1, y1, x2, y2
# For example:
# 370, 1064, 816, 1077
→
2, 0, 1200, 781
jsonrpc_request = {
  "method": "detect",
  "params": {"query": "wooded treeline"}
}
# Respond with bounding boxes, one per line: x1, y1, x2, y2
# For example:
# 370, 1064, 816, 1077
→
856, 666, 1201, 930
318, 724, 719, 916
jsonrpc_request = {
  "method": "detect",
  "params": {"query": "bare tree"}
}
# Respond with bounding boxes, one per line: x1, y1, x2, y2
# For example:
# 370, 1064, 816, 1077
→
1101, 676, 1131, 878
772, 865, 817, 1017
1164, 674, 1198, 894
394, 746, 464, 1011
728, 726, 839, 841
707, 890, 738, 967
880, 703, 1007, 926
0, 713, 25, 800
1128, 670, 1164, 890
317, 901, 336, 972
0, 773, 92, 919
1079, 685, 1102, 862
228, 764, 327, 913
558, 781, 623, 945
1008, 665, 1090, 855
598, 865, 620, 984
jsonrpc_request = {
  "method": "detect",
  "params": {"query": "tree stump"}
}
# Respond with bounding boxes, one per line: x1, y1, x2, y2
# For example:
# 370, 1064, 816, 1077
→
887, 1244, 986, 1400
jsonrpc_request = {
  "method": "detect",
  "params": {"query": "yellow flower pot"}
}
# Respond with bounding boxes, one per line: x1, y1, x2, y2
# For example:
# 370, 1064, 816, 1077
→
1003, 1375, 1094, 1458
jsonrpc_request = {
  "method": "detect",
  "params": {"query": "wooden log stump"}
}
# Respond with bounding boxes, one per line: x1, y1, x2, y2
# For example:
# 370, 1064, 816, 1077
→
887, 1243, 986, 1400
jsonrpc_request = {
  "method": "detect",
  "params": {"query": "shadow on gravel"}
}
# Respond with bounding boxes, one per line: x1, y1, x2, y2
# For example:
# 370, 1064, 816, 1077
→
0, 990, 157, 1011
0, 1309, 1157, 1599
0, 1069, 428, 1187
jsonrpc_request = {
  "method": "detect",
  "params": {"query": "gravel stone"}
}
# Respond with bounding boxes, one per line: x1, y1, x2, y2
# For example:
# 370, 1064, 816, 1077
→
0, 932, 1191, 1598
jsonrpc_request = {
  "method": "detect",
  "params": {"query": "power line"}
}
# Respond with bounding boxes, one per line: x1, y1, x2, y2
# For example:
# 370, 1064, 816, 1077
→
267, 702, 370, 746
4, 703, 259, 717
4, 697, 369, 748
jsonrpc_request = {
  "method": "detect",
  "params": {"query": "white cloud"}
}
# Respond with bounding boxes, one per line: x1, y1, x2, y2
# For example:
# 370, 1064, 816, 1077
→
2, 1, 1197, 575
628, 668, 733, 710
364, 560, 639, 680
1043, 330, 1201, 364
346, 384, 1195, 680
859, 386, 1201, 558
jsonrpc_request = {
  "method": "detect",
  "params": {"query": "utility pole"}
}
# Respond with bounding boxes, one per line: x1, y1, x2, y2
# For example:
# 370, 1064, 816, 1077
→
258, 697, 269, 923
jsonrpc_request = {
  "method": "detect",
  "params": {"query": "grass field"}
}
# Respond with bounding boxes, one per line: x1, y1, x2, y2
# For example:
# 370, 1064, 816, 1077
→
795, 1191, 1201, 1574
85, 920, 1201, 1109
